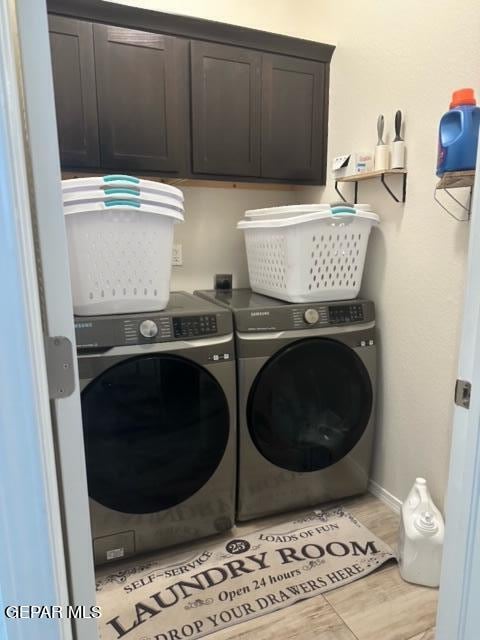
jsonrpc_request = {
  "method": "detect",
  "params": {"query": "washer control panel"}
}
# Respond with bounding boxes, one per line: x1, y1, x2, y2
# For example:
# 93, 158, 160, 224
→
123, 316, 171, 342
75, 292, 232, 349
139, 319, 159, 338
328, 303, 364, 324
173, 314, 217, 338
304, 308, 320, 325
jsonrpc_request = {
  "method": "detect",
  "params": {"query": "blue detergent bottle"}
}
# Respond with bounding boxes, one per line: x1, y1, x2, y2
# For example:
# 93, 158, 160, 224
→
437, 88, 480, 176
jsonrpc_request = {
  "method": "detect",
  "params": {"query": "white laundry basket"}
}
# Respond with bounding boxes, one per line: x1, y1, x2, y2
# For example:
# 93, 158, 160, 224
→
64, 200, 184, 315
62, 173, 184, 203
62, 188, 184, 212
244, 204, 331, 219
238, 204, 379, 303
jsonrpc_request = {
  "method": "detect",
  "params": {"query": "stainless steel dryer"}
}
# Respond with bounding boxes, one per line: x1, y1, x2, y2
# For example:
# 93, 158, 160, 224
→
195, 289, 376, 521
76, 292, 236, 564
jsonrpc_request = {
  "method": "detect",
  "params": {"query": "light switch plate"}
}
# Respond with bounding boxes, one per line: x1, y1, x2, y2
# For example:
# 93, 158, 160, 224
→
172, 244, 183, 266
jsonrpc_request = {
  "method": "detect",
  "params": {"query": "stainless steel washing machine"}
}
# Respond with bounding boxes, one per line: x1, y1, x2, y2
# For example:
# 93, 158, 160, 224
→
195, 289, 376, 521
76, 292, 236, 564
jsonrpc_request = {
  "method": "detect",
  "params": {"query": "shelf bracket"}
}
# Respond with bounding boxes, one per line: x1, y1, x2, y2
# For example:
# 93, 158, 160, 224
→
335, 171, 406, 204
335, 180, 358, 204
380, 172, 407, 203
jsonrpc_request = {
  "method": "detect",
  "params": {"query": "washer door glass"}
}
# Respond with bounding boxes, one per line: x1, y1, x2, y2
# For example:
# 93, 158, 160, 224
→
82, 354, 229, 514
247, 338, 373, 472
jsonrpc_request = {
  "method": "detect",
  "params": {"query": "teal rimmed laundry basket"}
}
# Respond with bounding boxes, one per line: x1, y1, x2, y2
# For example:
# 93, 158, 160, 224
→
62, 175, 184, 315
238, 204, 379, 302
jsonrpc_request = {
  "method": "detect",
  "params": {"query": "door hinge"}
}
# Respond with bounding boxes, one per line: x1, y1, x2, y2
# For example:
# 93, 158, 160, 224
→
45, 336, 75, 399
455, 379, 471, 409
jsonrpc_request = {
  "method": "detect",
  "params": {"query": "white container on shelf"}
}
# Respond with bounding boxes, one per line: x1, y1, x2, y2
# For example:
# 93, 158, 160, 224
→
374, 144, 390, 171
332, 152, 374, 178
61, 173, 184, 203
64, 200, 184, 316
238, 204, 379, 303
397, 477, 445, 588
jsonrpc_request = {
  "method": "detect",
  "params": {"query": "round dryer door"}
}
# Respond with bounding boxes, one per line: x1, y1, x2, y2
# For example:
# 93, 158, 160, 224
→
81, 354, 229, 514
247, 338, 373, 472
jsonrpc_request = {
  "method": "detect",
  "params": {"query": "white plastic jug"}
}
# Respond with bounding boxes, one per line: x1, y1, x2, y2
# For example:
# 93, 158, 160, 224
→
397, 477, 444, 587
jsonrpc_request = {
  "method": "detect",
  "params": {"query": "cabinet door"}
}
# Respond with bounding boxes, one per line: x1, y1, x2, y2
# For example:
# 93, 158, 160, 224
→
261, 54, 326, 181
93, 25, 188, 173
191, 42, 261, 177
48, 15, 100, 168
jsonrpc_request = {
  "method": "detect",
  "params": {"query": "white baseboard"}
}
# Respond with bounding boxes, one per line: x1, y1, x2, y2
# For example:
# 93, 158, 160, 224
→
368, 479, 402, 514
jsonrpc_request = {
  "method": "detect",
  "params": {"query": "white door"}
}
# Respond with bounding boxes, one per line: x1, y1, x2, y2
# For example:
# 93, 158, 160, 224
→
436, 144, 480, 638
0, 1, 98, 639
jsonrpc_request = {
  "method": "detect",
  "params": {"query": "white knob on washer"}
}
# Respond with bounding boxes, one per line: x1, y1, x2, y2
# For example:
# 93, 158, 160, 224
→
304, 308, 319, 324
139, 319, 158, 338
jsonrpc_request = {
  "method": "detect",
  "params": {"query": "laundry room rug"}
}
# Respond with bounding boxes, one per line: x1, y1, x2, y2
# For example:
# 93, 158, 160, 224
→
96, 507, 395, 640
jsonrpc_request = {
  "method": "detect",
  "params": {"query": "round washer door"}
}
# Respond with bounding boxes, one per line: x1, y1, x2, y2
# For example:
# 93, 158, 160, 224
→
247, 338, 373, 472
81, 354, 230, 514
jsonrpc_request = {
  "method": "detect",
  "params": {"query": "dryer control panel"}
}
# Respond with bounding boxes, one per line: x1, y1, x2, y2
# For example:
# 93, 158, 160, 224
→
233, 299, 374, 333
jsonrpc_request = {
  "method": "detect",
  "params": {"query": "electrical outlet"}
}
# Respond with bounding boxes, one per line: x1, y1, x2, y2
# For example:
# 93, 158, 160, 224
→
172, 244, 183, 266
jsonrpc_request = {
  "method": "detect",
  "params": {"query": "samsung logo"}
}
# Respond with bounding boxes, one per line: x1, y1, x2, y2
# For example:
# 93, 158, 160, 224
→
250, 311, 270, 317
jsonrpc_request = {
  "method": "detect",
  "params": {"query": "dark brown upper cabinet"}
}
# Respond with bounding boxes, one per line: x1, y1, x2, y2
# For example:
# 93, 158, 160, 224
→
191, 42, 261, 177
47, 2, 334, 183
93, 25, 189, 173
48, 15, 100, 167
261, 54, 326, 181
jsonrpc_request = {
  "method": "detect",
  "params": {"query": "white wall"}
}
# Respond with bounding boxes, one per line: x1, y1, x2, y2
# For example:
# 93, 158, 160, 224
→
170, 185, 297, 291
103, 0, 314, 37
105, 0, 480, 509
294, 0, 480, 509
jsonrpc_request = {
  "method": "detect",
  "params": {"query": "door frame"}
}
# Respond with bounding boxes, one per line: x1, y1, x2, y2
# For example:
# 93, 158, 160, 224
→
3, 1, 99, 639
0, 3, 71, 638
436, 144, 480, 638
